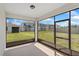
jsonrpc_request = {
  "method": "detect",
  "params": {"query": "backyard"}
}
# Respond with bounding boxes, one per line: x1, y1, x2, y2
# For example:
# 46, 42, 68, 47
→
39, 31, 79, 52
7, 31, 79, 52
7, 32, 34, 43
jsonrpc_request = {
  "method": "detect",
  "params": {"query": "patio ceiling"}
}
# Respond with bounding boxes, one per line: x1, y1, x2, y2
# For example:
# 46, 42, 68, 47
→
1, 3, 79, 20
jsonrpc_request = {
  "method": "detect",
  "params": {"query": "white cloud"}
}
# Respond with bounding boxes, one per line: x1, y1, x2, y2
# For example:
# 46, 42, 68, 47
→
57, 21, 68, 27
42, 18, 53, 22
57, 21, 77, 27
39, 18, 54, 24
71, 11, 79, 16
71, 21, 76, 24
72, 16, 79, 19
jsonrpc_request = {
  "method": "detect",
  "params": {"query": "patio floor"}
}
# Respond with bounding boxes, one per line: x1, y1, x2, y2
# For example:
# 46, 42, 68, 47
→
4, 42, 65, 56
4, 42, 48, 56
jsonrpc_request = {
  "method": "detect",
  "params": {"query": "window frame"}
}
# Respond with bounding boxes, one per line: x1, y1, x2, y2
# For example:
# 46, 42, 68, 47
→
6, 17, 35, 48
38, 8, 79, 56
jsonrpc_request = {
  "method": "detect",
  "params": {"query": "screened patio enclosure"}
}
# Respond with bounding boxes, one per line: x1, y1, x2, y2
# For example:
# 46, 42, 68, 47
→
0, 3, 79, 56
6, 18, 35, 47
38, 8, 79, 56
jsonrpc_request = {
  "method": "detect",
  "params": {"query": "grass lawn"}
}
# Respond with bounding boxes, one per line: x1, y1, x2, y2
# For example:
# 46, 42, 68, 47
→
39, 31, 79, 52
7, 32, 34, 43
7, 31, 79, 52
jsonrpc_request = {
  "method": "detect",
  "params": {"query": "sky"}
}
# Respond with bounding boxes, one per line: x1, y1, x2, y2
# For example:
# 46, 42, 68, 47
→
7, 9, 79, 27
40, 9, 79, 26
7, 18, 26, 25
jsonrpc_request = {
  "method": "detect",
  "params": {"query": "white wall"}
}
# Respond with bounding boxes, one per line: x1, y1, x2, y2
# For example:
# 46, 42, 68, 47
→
0, 6, 6, 56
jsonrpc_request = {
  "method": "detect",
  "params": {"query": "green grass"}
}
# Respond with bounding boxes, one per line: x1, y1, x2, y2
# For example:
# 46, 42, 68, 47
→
7, 31, 79, 52
39, 31, 54, 42
7, 32, 34, 43
39, 31, 79, 52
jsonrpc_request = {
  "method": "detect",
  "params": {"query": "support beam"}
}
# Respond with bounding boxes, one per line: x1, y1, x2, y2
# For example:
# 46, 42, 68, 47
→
35, 21, 38, 42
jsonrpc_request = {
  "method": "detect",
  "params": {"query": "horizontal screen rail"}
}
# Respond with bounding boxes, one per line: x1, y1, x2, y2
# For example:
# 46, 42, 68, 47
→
56, 37, 69, 40
55, 19, 69, 23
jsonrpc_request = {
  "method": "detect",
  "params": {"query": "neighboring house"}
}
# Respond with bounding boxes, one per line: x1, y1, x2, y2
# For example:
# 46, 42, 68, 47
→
7, 22, 35, 33
38, 24, 54, 31
38, 24, 79, 34
56, 25, 79, 34
7, 23, 21, 33
71, 25, 79, 34
23, 23, 34, 31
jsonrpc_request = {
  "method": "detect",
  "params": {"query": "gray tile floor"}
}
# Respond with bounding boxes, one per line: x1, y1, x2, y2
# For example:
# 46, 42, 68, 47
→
4, 43, 47, 56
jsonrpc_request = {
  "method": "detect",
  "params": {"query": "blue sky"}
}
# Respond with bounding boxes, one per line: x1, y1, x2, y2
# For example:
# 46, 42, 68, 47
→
40, 9, 79, 26
7, 18, 26, 25
7, 9, 79, 26
71, 9, 79, 25
39, 17, 54, 25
